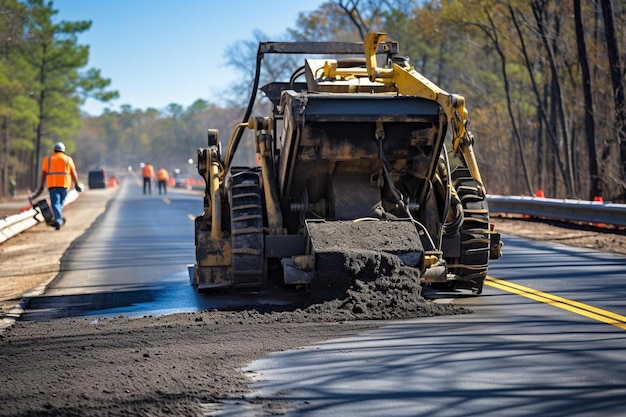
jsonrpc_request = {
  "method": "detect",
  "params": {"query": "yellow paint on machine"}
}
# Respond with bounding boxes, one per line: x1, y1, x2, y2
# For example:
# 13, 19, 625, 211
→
486, 276, 626, 331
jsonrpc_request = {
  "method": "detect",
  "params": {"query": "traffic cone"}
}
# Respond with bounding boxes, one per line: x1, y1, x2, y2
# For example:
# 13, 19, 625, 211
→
592, 196, 605, 227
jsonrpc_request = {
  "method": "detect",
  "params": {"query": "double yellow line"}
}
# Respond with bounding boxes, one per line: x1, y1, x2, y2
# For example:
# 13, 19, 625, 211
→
486, 276, 626, 331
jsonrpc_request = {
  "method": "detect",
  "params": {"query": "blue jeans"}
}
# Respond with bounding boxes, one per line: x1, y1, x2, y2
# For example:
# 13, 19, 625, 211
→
143, 178, 151, 194
49, 187, 68, 225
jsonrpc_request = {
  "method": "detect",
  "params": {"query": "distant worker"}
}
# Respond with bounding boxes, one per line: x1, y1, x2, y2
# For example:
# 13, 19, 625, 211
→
142, 162, 155, 194
9, 177, 16, 198
156, 167, 169, 195
31, 142, 82, 230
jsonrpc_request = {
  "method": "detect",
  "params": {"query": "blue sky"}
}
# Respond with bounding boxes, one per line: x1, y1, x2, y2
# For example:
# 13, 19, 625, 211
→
51, 0, 327, 116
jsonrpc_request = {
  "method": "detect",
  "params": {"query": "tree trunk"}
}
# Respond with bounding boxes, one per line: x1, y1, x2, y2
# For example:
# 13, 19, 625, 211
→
574, 0, 602, 199
532, 0, 576, 197
510, 5, 568, 195
537, 109, 545, 192
1, 116, 7, 196
549, 76, 560, 195
33, 92, 44, 190
481, 8, 534, 195
599, 0, 626, 198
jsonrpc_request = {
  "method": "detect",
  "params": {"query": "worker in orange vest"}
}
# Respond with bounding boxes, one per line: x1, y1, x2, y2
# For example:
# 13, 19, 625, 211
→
156, 167, 169, 195
142, 162, 155, 194
31, 142, 82, 230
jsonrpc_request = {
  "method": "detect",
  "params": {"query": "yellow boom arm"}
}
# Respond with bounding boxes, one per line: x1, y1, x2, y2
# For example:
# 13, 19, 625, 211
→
364, 32, 484, 188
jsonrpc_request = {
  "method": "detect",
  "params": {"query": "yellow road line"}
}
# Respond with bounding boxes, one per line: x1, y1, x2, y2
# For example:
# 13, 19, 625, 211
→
486, 276, 626, 331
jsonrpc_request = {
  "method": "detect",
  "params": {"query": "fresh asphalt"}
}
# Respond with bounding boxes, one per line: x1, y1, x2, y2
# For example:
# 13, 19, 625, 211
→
239, 238, 626, 416
16, 179, 303, 322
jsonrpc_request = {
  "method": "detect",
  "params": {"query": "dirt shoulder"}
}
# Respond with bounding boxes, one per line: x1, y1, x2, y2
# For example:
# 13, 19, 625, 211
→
491, 215, 626, 256
0, 187, 118, 319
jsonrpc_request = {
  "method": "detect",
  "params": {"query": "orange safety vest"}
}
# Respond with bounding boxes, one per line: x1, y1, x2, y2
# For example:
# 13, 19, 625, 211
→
157, 168, 169, 181
142, 164, 154, 178
42, 152, 75, 189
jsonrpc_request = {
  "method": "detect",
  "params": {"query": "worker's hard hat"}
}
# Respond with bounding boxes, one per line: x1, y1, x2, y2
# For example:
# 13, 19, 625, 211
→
54, 142, 66, 152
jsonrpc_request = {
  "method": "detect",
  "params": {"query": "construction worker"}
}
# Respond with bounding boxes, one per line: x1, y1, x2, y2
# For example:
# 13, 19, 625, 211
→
142, 162, 155, 194
156, 167, 169, 195
31, 142, 82, 230
9, 177, 16, 198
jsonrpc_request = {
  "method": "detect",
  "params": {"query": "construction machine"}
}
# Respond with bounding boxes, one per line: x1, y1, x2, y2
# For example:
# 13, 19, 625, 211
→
190, 32, 502, 296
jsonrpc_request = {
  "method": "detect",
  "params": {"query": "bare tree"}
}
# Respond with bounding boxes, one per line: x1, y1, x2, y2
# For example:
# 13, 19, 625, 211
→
509, 5, 568, 196
335, 0, 390, 39
470, 7, 534, 195
599, 0, 626, 196
531, 0, 576, 197
574, 0, 601, 199
337, 0, 370, 37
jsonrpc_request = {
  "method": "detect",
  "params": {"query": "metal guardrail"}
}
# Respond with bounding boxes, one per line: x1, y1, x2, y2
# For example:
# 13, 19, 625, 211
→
486, 195, 626, 227
0, 190, 80, 244
0, 210, 40, 243
2, 192, 624, 244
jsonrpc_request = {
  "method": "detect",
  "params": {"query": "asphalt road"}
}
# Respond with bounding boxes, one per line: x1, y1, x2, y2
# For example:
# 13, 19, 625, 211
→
244, 238, 626, 416
8, 179, 626, 416
19, 179, 304, 322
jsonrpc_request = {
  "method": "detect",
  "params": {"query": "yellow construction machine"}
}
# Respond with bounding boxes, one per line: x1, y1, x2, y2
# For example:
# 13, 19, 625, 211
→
190, 32, 501, 295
